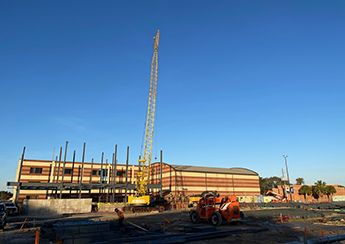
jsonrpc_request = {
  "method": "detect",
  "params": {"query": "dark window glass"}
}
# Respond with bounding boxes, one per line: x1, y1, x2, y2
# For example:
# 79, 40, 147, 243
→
92, 170, 98, 175
26, 196, 39, 199
30, 168, 42, 174
64, 169, 72, 174
101, 169, 108, 177
117, 171, 125, 176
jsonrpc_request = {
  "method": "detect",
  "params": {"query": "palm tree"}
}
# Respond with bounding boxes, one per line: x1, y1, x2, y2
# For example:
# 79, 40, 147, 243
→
299, 185, 312, 203
296, 178, 305, 185
314, 180, 327, 202
325, 185, 337, 202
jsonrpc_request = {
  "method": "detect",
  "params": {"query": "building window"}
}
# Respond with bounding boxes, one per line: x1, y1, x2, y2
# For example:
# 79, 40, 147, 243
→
117, 171, 125, 176
101, 169, 108, 177
28, 181, 41, 183
26, 195, 39, 199
64, 169, 72, 174
30, 168, 42, 174
91, 169, 110, 177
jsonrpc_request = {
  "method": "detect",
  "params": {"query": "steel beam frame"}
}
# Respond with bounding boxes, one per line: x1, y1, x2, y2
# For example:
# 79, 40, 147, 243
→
7, 181, 161, 191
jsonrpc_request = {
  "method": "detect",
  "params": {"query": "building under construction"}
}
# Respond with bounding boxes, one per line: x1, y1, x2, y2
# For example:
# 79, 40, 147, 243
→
7, 31, 260, 206
9, 157, 260, 205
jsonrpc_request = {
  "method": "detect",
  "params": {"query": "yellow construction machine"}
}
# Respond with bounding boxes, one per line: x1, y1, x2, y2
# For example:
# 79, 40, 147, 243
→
128, 30, 159, 205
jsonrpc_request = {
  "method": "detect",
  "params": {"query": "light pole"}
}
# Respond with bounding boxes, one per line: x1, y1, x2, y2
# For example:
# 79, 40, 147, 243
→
283, 155, 292, 202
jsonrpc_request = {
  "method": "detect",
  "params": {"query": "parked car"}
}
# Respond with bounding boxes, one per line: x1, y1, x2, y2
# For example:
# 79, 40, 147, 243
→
0, 203, 7, 231
3, 202, 18, 215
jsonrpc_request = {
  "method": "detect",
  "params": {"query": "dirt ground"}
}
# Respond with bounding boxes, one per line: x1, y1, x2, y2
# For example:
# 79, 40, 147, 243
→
1, 207, 345, 244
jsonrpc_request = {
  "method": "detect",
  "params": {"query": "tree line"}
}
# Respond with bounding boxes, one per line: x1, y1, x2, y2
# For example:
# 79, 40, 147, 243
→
259, 177, 337, 202
0, 191, 13, 200
299, 180, 336, 202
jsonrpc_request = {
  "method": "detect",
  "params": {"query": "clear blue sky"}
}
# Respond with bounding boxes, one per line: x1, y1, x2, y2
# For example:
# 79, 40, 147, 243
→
1, 1, 344, 191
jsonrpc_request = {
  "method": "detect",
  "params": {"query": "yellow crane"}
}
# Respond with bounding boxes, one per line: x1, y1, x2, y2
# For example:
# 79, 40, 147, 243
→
128, 30, 159, 204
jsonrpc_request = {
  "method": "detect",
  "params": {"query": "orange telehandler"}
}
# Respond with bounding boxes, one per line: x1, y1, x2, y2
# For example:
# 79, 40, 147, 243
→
189, 191, 242, 226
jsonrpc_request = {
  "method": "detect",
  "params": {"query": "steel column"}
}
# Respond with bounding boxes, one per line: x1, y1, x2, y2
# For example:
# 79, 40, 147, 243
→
60, 141, 68, 199
114, 147, 118, 202
79, 143, 86, 199
89, 158, 94, 198
160, 150, 163, 198
125, 146, 129, 203
51, 156, 57, 197
46, 164, 52, 199
55, 147, 62, 199
15, 146, 26, 205
106, 159, 109, 203
69, 150, 76, 198
99, 152, 104, 202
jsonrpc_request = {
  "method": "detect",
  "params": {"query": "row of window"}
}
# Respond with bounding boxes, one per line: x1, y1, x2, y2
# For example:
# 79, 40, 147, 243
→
29, 167, 126, 176
30, 168, 42, 174
26, 195, 39, 199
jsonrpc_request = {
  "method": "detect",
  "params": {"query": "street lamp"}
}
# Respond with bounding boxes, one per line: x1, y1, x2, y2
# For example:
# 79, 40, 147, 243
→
283, 155, 292, 202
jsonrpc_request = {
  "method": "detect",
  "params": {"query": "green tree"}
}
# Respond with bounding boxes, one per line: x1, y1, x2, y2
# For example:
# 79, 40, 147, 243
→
325, 185, 337, 201
298, 185, 312, 203
0, 191, 13, 200
259, 176, 286, 195
295, 178, 304, 185
268, 176, 285, 188
314, 180, 327, 201
259, 177, 267, 195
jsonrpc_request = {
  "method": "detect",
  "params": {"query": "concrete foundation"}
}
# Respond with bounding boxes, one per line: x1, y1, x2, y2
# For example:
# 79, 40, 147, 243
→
97, 203, 125, 212
23, 198, 92, 216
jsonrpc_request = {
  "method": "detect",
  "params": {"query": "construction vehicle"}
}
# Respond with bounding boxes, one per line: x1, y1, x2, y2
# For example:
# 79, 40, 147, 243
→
189, 191, 242, 226
127, 30, 159, 205
188, 191, 216, 207
188, 194, 201, 207
266, 190, 288, 203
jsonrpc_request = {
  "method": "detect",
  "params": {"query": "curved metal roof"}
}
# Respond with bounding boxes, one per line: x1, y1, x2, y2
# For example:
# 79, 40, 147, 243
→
152, 162, 258, 176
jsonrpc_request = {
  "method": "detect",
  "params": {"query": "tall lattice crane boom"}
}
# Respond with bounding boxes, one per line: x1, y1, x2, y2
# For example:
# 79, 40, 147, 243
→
136, 30, 159, 198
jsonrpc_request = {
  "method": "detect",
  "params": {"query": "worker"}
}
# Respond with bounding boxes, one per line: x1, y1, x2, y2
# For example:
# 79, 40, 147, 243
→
115, 208, 124, 227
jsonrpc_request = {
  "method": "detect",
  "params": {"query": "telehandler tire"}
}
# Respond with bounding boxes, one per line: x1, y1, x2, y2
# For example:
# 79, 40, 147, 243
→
190, 210, 201, 224
210, 211, 222, 226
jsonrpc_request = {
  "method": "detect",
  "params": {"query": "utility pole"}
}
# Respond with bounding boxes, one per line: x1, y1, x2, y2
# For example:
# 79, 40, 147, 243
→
281, 168, 287, 199
283, 155, 292, 202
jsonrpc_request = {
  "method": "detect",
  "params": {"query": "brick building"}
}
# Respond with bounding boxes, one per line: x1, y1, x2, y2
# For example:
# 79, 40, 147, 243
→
150, 163, 260, 198
270, 184, 345, 202
12, 159, 260, 204
13, 159, 138, 204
